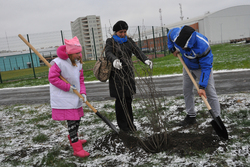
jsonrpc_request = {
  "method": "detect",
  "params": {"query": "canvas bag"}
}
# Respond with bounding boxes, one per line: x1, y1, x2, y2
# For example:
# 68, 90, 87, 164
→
93, 47, 112, 82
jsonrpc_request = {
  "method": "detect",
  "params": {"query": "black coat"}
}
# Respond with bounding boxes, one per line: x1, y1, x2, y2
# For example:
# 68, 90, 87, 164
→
105, 37, 148, 98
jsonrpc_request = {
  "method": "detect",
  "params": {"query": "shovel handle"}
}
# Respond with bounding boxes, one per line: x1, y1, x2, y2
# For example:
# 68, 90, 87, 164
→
18, 34, 98, 113
18, 34, 52, 68
177, 54, 212, 110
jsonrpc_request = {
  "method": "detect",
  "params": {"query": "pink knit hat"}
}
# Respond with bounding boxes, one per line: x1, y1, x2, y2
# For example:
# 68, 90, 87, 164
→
64, 36, 82, 54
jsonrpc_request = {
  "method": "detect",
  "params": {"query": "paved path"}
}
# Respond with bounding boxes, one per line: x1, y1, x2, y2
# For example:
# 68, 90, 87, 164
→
0, 70, 249, 105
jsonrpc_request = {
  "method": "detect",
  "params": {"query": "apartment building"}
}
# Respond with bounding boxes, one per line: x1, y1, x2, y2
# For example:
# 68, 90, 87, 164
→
70, 15, 104, 60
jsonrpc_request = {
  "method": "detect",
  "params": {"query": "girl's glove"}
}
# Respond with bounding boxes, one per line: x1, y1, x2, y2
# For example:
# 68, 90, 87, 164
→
81, 94, 87, 103
69, 85, 76, 93
145, 60, 153, 69
113, 59, 122, 70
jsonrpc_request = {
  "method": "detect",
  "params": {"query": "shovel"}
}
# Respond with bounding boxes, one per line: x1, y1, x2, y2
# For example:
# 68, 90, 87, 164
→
177, 54, 228, 140
18, 34, 119, 134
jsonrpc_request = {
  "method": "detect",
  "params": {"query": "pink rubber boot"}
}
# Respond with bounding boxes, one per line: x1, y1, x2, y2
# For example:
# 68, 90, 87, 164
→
71, 141, 90, 158
68, 135, 87, 145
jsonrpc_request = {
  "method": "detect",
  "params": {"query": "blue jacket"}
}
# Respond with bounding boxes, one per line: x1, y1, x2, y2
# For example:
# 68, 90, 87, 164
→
167, 26, 213, 88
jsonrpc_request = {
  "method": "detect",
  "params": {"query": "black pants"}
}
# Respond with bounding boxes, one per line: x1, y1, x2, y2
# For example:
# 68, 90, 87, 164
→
67, 119, 80, 143
115, 96, 136, 131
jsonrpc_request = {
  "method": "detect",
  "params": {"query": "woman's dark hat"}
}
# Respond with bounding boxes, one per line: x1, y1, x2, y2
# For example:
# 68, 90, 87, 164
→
113, 20, 128, 32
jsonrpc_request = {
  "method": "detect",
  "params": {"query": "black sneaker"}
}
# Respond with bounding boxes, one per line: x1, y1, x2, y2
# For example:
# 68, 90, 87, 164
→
177, 115, 197, 126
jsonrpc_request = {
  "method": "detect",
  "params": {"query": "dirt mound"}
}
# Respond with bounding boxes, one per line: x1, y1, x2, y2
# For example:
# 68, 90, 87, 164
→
92, 125, 223, 158
166, 128, 221, 157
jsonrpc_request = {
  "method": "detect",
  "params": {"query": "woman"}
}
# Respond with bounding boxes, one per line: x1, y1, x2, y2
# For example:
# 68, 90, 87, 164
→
105, 20, 153, 132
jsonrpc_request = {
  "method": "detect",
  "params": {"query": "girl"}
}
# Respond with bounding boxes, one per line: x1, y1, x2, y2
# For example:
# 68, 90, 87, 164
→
48, 36, 89, 158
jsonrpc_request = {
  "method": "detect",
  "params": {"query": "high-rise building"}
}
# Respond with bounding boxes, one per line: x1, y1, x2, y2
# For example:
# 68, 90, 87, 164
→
70, 15, 104, 60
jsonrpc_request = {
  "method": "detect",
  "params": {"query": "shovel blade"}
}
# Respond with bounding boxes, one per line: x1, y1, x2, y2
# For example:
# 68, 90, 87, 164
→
210, 116, 228, 140
96, 111, 119, 134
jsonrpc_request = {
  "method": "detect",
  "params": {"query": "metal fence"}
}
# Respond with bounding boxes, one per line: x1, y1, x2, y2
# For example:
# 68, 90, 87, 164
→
0, 26, 171, 83
0, 26, 169, 52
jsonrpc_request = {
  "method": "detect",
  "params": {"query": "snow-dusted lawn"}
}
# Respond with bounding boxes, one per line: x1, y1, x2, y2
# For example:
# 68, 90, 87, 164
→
1, 92, 250, 167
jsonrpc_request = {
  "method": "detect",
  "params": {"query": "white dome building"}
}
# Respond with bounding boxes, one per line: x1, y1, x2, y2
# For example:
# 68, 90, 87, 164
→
165, 5, 250, 44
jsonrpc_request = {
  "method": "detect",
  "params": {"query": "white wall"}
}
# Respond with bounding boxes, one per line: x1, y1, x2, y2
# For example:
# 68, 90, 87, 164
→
165, 5, 250, 44
204, 5, 250, 43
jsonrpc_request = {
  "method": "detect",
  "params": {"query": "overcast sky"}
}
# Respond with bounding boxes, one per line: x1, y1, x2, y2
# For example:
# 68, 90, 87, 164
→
0, 0, 249, 38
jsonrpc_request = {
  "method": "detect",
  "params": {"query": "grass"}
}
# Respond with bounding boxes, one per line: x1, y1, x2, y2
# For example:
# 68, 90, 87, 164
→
1, 93, 250, 166
103, 104, 115, 109
25, 113, 51, 124
40, 146, 76, 167
0, 42, 249, 167
99, 110, 117, 121
0, 42, 249, 89
32, 133, 49, 143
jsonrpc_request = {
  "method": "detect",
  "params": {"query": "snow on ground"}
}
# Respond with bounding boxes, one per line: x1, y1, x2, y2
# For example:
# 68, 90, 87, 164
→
1, 93, 250, 166
0, 69, 250, 166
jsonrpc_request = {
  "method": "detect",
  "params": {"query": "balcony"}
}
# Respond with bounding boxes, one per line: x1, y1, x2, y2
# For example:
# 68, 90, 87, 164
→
85, 43, 91, 47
